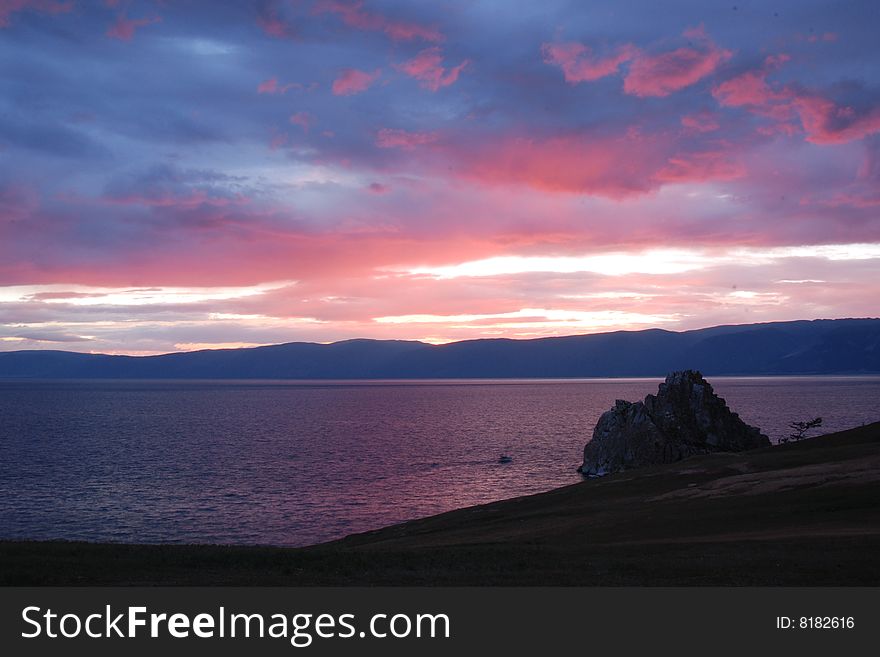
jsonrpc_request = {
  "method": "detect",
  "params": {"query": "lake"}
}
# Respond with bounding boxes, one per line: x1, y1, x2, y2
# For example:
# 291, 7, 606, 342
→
1, 377, 878, 547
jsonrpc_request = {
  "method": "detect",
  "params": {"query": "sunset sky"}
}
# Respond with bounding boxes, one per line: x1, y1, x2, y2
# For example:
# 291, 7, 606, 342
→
1, 0, 879, 354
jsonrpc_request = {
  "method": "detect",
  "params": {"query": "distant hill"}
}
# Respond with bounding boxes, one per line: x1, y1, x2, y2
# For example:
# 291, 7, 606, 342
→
1, 318, 879, 379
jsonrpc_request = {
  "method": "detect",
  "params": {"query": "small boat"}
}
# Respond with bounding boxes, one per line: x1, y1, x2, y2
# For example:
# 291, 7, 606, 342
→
498, 454, 513, 464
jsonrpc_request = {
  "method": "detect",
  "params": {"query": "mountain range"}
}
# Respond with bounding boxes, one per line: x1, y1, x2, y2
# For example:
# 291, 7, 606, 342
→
1, 318, 878, 379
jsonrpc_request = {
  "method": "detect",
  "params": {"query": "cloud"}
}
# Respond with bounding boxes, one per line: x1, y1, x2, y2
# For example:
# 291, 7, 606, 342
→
681, 111, 720, 132
0, 0, 71, 28
313, 0, 442, 43
815, 138, 880, 205
802, 31, 838, 44
106, 13, 161, 41
257, 78, 279, 94
450, 134, 662, 197
396, 47, 468, 91
714, 71, 781, 108
623, 27, 732, 97
543, 28, 731, 97
268, 130, 288, 150
256, 0, 296, 39
101, 190, 247, 210
541, 41, 636, 83
810, 192, 880, 209
290, 111, 314, 132
0, 331, 91, 343
257, 78, 302, 95
792, 93, 880, 144
375, 128, 438, 149
332, 68, 381, 96
365, 125, 747, 199
3, 0, 880, 353
714, 55, 880, 144
89, 164, 251, 214
655, 149, 745, 183
712, 54, 791, 114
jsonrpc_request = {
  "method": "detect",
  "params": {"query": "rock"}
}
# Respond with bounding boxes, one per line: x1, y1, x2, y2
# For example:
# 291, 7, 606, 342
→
579, 370, 770, 476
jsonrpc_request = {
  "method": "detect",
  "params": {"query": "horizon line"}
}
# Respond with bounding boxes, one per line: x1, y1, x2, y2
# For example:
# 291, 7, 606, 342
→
2, 316, 878, 359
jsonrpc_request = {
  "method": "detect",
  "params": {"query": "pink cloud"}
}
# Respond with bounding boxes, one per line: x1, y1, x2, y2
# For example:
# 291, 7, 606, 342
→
713, 55, 880, 144
269, 131, 289, 150
0, 0, 71, 27
396, 47, 468, 91
313, 0, 442, 43
445, 129, 755, 198
712, 55, 790, 113
755, 122, 800, 137
256, 0, 296, 39
623, 28, 732, 97
655, 149, 746, 183
714, 70, 779, 107
8, 172, 880, 349
712, 55, 802, 135
367, 182, 390, 194
681, 110, 720, 132
542, 28, 731, 97
811, 192, 880, 209
375, 128, 438, 149
541, 41, 637, 83
451, 133, 667, 198
792, 94, 880, 144
258, 78, 279, 94
805, 31, 838, 43
332, 68, 381, 96
290, 111, 314, 132
257, 78, 301, 95
3, 192, 870, 286
107, 13, 161, 41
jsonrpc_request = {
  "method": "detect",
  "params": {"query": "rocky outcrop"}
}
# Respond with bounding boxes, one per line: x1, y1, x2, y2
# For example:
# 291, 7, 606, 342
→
579, 370, 770, 476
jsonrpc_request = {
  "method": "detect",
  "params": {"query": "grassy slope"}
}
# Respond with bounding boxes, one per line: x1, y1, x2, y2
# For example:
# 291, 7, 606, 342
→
2, 421, 878, 586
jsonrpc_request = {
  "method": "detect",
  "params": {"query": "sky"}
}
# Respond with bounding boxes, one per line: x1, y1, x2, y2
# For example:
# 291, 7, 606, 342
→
1, 0, 879, 354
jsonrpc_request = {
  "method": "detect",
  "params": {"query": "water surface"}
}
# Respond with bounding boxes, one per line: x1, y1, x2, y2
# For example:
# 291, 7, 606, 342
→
1, 377, 877, 546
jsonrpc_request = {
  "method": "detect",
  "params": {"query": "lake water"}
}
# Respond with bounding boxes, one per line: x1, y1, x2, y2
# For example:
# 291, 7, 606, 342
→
1, 377, 878, 547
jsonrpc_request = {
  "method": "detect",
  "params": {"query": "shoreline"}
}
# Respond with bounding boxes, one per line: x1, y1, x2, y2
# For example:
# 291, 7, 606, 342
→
2, 420, 878, 586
